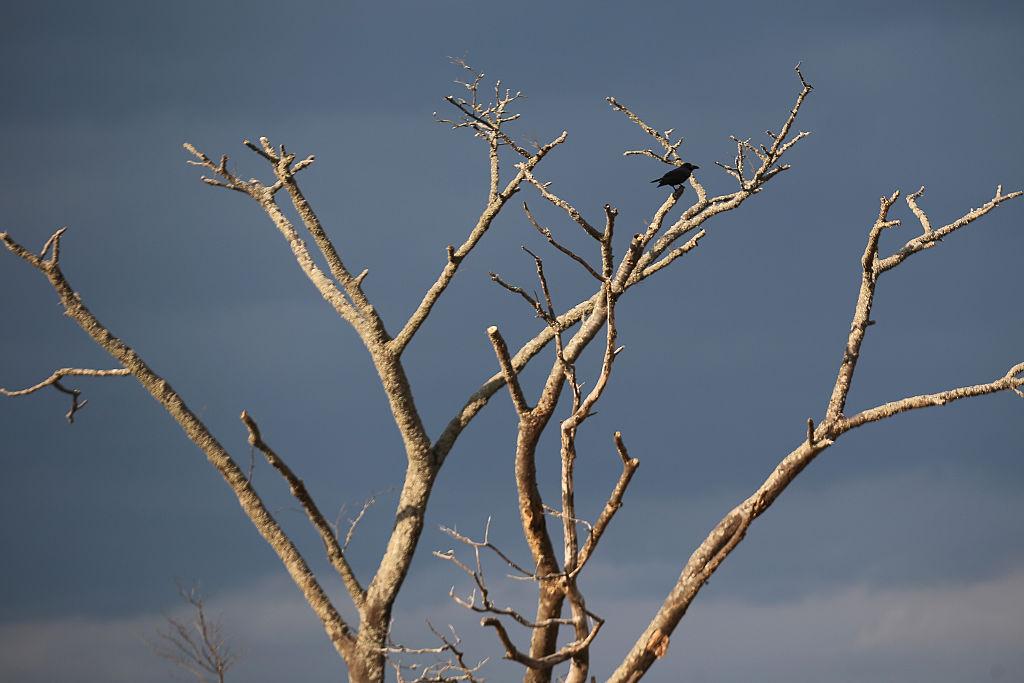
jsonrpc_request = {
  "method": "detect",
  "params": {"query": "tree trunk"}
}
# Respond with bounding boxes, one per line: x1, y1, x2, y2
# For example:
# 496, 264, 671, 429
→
347, 634, 386, 683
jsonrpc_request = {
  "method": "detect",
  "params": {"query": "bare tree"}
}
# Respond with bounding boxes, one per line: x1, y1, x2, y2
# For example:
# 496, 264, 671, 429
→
2, 62, 1021, 682
151, 583, 237, 683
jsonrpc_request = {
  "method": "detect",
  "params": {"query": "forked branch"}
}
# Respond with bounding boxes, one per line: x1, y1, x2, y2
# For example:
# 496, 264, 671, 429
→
387, 622, 486, 683
573, 432, 640, 576
1, 366, 130, 423
608, 183, 1022, 682
433, 64, 816, 470
391, 130, 567, 355
482, 614, 602, 670
1, 228, 357, 660
607, 96, 684, 164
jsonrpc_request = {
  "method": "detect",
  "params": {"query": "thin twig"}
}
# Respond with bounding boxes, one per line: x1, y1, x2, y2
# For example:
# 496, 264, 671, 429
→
523, 202, 603, 282
1, 366, 129, 423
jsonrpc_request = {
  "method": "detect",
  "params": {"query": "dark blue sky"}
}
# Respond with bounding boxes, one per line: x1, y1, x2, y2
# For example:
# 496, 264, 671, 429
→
2, 2, 1022, 681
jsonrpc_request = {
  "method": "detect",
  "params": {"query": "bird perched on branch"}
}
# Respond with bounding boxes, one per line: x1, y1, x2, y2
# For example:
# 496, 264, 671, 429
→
651, 162, 699, 189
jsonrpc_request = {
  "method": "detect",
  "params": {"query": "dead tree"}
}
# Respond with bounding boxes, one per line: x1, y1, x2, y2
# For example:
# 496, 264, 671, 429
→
2, 62, 1021, 682
150, 583, 237, 683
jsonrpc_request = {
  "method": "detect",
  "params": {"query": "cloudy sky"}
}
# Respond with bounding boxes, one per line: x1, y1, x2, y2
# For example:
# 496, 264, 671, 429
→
1, 1, 1022, 681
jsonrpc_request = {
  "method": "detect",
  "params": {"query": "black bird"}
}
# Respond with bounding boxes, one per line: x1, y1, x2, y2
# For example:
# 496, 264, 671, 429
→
651, 162, 699, 189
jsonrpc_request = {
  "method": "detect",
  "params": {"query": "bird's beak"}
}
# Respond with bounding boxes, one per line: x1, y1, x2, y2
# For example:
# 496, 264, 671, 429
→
692, 165, 700, 169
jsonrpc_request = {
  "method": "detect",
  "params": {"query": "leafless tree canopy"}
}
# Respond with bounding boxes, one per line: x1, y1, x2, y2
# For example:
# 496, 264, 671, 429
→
150, 583, 237, 683
2, 62, 1021, 682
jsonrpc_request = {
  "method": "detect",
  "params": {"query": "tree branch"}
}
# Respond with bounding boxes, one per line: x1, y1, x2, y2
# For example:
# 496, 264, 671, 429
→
433, 66, 815, 471
438, 59, 530, 160
187, 138, 445, 651
559, 285, 620, 573
606, 96, 684, 164
391, 132, 567, 355
520, 167, 603, 242
487, 326, 531, 415
875, 184, 1022, 273
609, 177, 1019, 683
387, 621, 486, 683
839, 363, 1024, 430
825, 190, 901, 422
573, 432, 639, 576
0, 367, 131, 397
240, 410, 366, 608
482, 615, 602, 670
523, 202, 603, 283
1, 366, 130, 423
267, 138, 389, 341
1, 229, 357, 660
